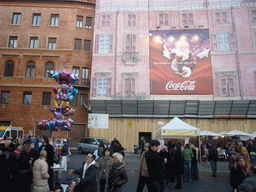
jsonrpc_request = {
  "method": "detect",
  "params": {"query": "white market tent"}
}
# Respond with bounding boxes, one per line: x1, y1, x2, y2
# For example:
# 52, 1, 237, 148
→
219, 131, 229, 136
250, 132, 256, 137
226, 130, 251, 136
200, 130, 221, 137
155, 117, 203, 175
155, 117, 200, 143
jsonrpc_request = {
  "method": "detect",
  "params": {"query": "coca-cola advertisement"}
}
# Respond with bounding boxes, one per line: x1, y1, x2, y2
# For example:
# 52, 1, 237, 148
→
150, 29, 213, 95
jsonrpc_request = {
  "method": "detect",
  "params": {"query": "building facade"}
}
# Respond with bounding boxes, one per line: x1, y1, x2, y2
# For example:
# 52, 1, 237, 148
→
89, 0, 256, 152
0, 0, 95, 146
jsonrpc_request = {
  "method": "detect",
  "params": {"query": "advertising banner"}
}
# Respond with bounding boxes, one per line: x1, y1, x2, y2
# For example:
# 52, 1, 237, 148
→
88, 114, 109, 129
150, 29, 213, 95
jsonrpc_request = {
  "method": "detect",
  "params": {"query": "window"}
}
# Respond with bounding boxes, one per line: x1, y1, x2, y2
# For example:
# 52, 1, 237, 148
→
101, 14, 111, 28
1, 91, 10, 104
29, 37, 38, 49
95, 34, 113, 53
70, 94, 78, 107
25, 61, 35, 78
48, 37, 56, 49
250, 8, 256, 25
4, 60, 14, 77
85, 17, 93, 29
8, 36, 17, 48
23, 92, 32, 105
45, 61, 54, 78
212, 32, 235, 51
73, 67, 80, 77
214, 10, 228, 26
217, 72, 236, 97
50, 14, 59, 26
97, 78, 108, 97
42, 92, 51, 105
220, 77, 235, 97
74, 39, 82, 50
12, 13, 21, 25
181, 12, 194, 26
81, 68, 89, 86
126, 34, 136, 52
158, 12, 169, 27
76, 15, 83, 27
32, 13, 41, 26
124, 77, 135, 97
84, 40, 91, 51
127, 13, 136, 27
80, 94, 88, 106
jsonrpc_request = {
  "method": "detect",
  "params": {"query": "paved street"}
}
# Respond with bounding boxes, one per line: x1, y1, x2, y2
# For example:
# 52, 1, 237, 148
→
59, 151, 233, 192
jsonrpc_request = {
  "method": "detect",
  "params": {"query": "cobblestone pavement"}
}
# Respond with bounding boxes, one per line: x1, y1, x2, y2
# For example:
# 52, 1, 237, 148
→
58, 151, 233, 192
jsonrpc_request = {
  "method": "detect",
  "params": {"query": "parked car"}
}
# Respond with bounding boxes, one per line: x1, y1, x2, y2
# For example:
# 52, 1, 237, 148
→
77, 137, 111, 154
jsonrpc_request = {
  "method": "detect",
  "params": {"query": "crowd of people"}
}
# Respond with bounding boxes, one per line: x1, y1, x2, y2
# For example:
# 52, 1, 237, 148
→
136, 139, 256, 192
0, 135, 70, 192
69, 138, 128, 192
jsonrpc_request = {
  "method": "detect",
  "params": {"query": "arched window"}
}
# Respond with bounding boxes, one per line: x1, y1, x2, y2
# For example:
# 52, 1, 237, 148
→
25, 61, 35, 78
4, 60, 14, 77
45, 61, 54, 78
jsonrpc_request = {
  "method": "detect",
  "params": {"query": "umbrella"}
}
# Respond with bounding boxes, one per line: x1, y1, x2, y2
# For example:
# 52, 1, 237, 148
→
226, 130, 251, 136
200, 130, 221, 137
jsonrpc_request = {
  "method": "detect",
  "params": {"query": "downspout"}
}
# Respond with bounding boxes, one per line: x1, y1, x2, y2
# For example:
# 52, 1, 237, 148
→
231, 6, 244, 100
114, 10, 119, 97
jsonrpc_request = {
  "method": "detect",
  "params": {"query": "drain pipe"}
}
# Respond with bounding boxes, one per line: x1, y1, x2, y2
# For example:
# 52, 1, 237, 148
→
231, 6, 244, 100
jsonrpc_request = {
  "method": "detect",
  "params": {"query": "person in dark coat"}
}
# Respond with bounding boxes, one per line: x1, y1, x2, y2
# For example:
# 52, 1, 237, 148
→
18, 143, 33, 192
107, 152, 128, 192
137, 143, 150, 192
230, 156, 247, 192
70, 153, 98, 192
7, 143, 21, 191
207, 142, 218, 177
98, 148, 113, 192
173, 144, 183, 189
145, 140, 165, 192
191, 144, 199, 181
0, 149, 8, 187
159, 144, 170, 186
38, 135, 55, 191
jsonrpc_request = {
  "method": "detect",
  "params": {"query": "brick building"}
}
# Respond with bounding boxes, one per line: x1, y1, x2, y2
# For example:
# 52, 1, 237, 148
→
0, 0, 95, 146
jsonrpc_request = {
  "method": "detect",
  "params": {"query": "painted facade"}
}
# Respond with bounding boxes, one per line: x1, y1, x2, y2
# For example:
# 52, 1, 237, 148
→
91, 0, 256, 101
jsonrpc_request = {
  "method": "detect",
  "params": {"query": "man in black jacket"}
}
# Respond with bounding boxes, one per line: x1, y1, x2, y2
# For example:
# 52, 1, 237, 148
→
207, 142, 218, 177
145, 140, 165, 192
38, 135, 55, 192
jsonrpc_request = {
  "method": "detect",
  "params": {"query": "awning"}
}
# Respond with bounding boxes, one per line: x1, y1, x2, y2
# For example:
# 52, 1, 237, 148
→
90, 100, 256, 118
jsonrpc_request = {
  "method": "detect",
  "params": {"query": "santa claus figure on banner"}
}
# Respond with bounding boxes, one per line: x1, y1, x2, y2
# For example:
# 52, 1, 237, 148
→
163, 39, 197, 78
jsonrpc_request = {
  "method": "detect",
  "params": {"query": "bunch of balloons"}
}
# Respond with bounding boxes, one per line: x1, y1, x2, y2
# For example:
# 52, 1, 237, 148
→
37, 69, 79, 131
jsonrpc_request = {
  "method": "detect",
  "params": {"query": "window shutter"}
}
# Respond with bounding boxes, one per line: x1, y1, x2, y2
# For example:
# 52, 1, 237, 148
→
132, 35, 136, 52
220, 78, 228, 97
107, 78, 112, 97
95, 35, 99, 53
211, 34, 217, 51
229, 32, 236, 50
109, 35, 113, 53
92, 77, 97, 97
228, 77, 235, 97
126, 34, 131, 52
124, 78, 130, 97
131, 78, 135, 95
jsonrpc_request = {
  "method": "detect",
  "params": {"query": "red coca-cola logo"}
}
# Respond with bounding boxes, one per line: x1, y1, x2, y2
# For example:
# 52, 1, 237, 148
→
165, 81, 196, 91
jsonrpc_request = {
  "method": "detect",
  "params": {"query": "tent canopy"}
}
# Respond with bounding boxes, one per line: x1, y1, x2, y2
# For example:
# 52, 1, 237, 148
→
226, 130, 251, 136
200, 130, 221, 137
156, 117, 200, 137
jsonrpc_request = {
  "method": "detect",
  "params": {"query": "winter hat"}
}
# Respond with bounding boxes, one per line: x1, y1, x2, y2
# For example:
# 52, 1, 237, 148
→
250, 152, 256, 156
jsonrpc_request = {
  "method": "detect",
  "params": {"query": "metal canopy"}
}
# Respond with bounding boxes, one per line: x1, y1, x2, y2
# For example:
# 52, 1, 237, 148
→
90, 100, 256, 118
